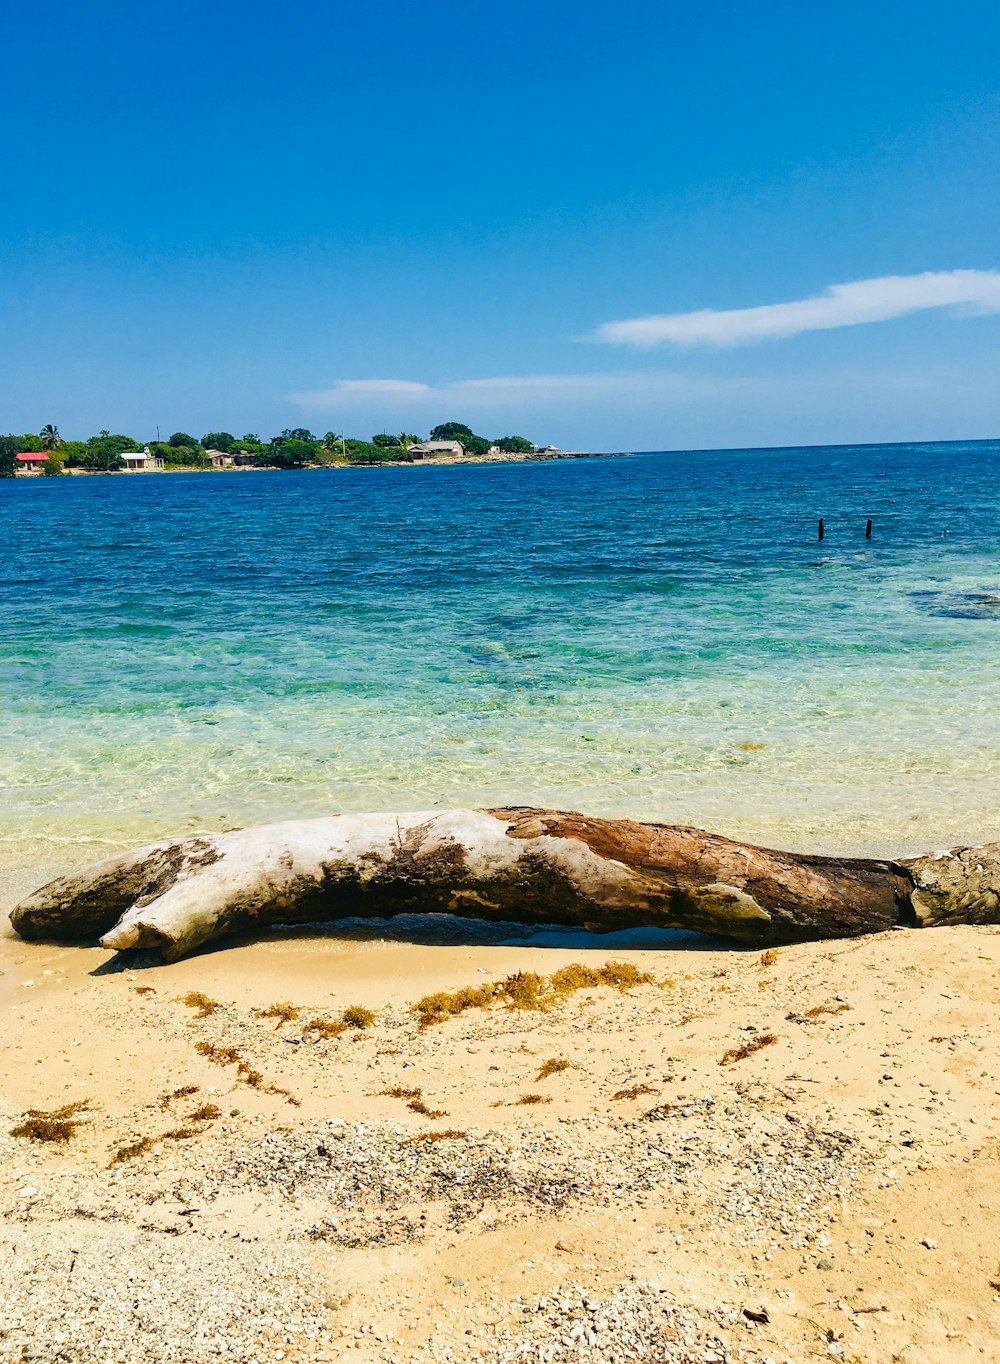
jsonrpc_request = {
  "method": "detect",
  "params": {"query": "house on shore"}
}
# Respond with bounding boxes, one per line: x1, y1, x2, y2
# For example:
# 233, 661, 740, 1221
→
406, 440, 464, 459
204, 448, 235, 468
121, 447, 164, 471
15, 451, 49, 472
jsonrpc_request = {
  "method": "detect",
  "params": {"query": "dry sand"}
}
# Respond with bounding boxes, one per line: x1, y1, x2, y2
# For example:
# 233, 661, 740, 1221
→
2, 908, 998, 1363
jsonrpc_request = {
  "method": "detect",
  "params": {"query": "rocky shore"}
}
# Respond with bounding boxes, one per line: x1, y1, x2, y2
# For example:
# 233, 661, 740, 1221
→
2, 922, 998, 1362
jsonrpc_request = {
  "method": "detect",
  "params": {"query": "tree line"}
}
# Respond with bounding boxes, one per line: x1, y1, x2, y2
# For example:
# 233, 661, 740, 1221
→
0, 421, 538, 477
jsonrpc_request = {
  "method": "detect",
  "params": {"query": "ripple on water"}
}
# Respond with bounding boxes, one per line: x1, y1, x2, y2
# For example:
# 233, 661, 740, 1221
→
1, 442, 999, 872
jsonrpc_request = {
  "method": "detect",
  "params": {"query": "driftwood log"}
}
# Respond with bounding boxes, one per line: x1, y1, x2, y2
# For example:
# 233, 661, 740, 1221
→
8, 806, 999, 963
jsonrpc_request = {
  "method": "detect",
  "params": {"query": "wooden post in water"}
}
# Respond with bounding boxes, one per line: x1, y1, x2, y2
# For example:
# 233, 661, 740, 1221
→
866, 518, 873, 539
818, 517, 825, 541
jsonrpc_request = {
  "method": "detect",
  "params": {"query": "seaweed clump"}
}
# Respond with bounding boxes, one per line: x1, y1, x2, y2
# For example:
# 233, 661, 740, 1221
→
303, 1017, 347, 1039
413, 960, 654, 1028
557, 960, 652, 993
403, 1129, 467, 1145
189, 1102, 222, 1122
379, 1086, 446, 1119
160, 1084, 200, 1109
254, 1001, 301, 1027
535, 1058, 576, 1081
786, 1003, 851, 1024
194, 1040, 299, 1105
612, 1083, 657, 1101
10, 1101, 94, 1145
195, 1041, 240, 1065
180, 991, 219, 1019
302, 1005, 378, 1040
407, 1098, 447, 1118
411, 983, 502, 1028
108, 1098, 225, 1167
720, 1032, 779, 1065
109, 1135, 157, 1165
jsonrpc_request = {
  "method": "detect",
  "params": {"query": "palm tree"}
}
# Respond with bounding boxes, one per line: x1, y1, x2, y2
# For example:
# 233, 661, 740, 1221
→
39, 423, 62, 450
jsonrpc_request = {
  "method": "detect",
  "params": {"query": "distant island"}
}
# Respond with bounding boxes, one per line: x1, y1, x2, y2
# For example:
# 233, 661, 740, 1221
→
0, 421, 607, 477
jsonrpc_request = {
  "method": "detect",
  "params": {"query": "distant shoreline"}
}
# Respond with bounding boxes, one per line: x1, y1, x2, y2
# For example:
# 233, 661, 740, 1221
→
10, 448, 633, 477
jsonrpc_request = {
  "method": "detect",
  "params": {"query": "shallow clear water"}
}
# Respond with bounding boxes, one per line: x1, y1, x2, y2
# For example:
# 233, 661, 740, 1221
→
2, 442, 999, 877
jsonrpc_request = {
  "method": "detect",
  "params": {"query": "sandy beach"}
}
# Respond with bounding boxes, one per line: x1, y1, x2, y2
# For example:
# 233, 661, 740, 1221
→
7, 0, 1000, 1359
5, 446, 1000, 1361
3, 899, 998, 1363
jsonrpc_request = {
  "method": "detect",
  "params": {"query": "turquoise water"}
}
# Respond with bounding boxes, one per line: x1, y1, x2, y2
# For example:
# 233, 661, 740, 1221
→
2, 442, 999, 879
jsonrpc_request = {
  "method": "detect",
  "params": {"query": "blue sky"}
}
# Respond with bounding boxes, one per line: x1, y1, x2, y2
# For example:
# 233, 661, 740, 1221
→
3, 0, 999, 449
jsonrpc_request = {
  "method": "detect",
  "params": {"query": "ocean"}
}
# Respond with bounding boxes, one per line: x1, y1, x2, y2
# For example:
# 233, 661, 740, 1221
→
2, 441, 998, 886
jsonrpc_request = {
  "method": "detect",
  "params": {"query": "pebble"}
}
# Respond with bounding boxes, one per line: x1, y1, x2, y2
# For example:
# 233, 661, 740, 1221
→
0, 973, 939, 1364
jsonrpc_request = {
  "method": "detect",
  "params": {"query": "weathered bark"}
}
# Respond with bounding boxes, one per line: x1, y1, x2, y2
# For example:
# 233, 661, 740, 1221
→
8, 807, 997, 963
901, 842, 1000, 926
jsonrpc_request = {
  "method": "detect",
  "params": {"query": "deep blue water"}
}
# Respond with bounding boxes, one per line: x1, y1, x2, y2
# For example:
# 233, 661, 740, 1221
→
2, 440, 999, 870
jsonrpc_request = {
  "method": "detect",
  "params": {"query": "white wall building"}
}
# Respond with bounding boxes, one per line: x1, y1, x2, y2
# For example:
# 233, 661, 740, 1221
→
406, 441, 464, 458
121, 447, 164, 471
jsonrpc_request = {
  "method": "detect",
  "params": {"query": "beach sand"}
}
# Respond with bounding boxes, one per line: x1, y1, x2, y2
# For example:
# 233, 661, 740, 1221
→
1, 901, 998, 1363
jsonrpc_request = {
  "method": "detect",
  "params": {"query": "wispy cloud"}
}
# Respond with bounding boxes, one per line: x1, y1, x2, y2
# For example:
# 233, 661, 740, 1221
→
324, 379, 432, 395
291, 370, 747, 410
589, 269, 1000, 348
288, 361, 1000, 450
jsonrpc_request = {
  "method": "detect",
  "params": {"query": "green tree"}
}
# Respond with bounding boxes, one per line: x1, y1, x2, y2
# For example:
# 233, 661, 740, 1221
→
77, 433, 135, 470
254, 438, 313, 469
59, 441, 88, 466
87, 433, 139, 455
495, 435, 534, 453
430, 422, 474, 441
371, 432, 400, 447
39, 423, 62, 450
281, 428, 315, 442
461, 434, 491, 455
79, 447, 125, 472
338, 439, 398, 465
41, 455, 65, 476
0, 435, 17, 478
168, 431, 200, 448
156, 443, 206, 467
201, 431, 235, 451
242, 432, 260, 444
17, 433, 44, 452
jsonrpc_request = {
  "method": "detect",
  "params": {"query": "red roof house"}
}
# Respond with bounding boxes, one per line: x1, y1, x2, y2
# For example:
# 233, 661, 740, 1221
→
16, 452, 49, 467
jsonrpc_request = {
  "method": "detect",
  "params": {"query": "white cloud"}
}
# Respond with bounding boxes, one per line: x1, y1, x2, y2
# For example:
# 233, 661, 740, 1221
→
291, 370, 745, 411
590, 269, 1000, 348
316, 378, 432, 395
288, 360, 1000, 451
